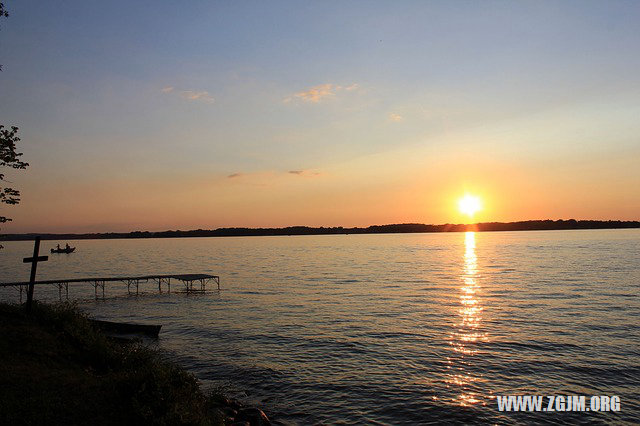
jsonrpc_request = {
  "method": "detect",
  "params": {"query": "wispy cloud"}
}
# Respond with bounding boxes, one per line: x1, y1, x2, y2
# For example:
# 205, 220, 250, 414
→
162, 86, 214, 103
180, 90, 214, 103
288, 169, 322, 177
284, 83, 361, 104
227, 170, 321, 181
342, 83, 360, 92
389, 113, 404, 122
286, 84, 334, 103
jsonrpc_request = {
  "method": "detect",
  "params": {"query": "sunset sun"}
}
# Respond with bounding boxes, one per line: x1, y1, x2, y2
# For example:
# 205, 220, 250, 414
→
458, 194, 482, 217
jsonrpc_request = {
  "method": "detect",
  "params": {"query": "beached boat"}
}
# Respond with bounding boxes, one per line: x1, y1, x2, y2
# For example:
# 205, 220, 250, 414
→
89, 319, 162, 337
51, 246, 75, 254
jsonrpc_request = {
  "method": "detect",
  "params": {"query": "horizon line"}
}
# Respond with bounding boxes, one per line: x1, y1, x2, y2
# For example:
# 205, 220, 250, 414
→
2, 219, 639, 241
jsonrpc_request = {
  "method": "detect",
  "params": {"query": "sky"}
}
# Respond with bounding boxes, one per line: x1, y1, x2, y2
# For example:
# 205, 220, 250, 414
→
1, 0, 639, 233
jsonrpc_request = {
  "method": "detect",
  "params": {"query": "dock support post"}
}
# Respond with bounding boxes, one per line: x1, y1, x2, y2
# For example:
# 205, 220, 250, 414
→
93, 281, 105, 300
126, 279, 141, 295
56, 283, 68, 301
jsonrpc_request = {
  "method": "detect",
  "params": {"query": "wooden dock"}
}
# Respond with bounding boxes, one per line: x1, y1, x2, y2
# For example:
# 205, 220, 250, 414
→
0, 273, 220, 301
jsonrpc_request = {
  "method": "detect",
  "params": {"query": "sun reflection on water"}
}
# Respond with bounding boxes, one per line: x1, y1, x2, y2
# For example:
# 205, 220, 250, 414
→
446, 231, 488, 406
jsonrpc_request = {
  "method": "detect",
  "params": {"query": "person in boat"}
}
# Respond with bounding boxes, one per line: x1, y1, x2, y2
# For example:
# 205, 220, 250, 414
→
65, 243, 70, 250
56, 244, 61, 250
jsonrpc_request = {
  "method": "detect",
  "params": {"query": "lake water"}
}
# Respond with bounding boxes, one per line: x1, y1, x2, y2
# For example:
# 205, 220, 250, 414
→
1, 230, 639, 424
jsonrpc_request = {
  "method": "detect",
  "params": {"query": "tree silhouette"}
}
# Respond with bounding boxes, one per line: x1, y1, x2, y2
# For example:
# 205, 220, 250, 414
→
0, 2, 7, 72
1, 126, 29, 224
1, 3, 29, 241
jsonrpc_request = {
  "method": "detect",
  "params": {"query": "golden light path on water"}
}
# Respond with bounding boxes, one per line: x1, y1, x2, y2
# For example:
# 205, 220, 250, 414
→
446, 231, 489, 406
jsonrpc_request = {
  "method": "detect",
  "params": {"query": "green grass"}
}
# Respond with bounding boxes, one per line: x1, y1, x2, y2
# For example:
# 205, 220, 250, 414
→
0, 302, 224, 425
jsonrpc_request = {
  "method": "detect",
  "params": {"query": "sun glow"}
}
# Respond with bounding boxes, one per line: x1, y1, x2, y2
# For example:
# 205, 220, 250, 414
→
458, 194, 482, 217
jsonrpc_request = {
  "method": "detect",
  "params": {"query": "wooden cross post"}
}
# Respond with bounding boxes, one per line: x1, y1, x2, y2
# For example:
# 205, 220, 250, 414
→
23, 237, 48, 314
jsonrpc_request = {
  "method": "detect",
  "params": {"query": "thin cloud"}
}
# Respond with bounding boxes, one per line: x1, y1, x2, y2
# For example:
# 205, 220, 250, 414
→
224, 171, 275, 187
286, 84, 334, 103
389, 113, 404, 122
162, 86, 214, 103
284, 83, 361, 104
180, 90, 214, 103
342, 83, 360, 92
287, 169, 322, 177
229, 170, 321, 180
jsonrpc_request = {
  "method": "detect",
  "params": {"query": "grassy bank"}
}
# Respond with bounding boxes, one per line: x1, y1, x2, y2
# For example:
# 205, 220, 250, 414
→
0, 302, 228, 425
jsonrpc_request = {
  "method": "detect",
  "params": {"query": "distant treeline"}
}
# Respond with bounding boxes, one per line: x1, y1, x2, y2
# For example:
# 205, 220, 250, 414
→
1, 220, 639, 241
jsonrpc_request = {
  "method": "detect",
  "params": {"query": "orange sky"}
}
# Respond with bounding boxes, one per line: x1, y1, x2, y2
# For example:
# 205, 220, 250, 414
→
5, 138, 639, 233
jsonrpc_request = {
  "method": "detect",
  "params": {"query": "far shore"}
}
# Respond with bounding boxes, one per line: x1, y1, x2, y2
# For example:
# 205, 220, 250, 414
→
1, 219, 639, 242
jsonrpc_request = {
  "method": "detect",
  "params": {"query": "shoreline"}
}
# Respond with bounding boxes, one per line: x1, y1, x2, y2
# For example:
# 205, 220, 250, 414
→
2, 219, 639, 242
0, 301, 271, 425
